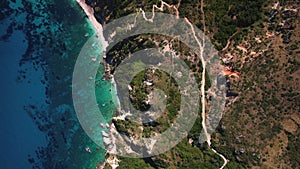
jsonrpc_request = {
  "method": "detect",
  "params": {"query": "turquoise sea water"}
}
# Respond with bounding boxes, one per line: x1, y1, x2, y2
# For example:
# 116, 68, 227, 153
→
0, 0, 114, 168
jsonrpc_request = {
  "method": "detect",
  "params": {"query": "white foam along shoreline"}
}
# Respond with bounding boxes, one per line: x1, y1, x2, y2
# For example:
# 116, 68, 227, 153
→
77, 1, 122, 168
76, 0, 121, 98
77, 0, 121, 110
76, 0, 108, 50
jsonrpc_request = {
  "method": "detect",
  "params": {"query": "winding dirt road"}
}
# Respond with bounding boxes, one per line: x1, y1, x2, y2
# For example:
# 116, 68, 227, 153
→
78, 0, 229, 168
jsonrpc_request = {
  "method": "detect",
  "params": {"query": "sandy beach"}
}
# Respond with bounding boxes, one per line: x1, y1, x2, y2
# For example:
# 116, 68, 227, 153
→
76, 1, 122, 168
76, 0, 108, 50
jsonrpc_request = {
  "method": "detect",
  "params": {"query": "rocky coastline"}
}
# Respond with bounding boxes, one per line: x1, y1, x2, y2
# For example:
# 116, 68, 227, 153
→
76, 0, 120, 168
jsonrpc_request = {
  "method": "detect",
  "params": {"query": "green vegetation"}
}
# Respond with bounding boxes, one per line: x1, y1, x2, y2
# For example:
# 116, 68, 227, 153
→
115, 68, 182, 138
93, 0, 299, 168
129, 69, 150, 111
206, 0, 267, 49
285, 131, 300, 168
113, 138, 225, 169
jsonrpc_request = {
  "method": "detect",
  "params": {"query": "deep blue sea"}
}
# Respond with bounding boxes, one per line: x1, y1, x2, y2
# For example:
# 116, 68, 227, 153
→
0, 0, 114, 168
